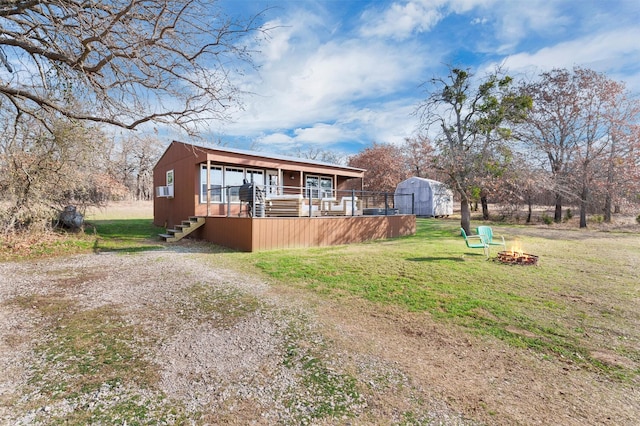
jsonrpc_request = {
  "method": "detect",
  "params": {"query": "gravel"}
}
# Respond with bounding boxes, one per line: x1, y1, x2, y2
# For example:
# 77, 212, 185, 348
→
0, 248, 472, 425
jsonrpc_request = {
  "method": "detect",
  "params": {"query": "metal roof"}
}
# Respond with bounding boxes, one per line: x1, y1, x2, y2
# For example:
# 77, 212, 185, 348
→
173, 140, 366, 173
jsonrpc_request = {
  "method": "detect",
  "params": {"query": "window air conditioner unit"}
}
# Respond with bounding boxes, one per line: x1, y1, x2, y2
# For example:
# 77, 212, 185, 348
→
155, 185, 174, 198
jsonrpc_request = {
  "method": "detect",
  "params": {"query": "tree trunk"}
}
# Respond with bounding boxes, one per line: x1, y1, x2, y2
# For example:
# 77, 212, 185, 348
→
603, 194, 612, 223
579, 186, 588, 228
554, 193, 563, 223
603, 135, 617, 223
460, 198, 471, 235
480, 189, 489, 220
527, 200, 533, 223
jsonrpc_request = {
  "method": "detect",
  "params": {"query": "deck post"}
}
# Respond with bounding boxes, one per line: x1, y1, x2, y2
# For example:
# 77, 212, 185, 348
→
384, 192, 389, 215
206, 159, 211, 217
351, 189, 356, 216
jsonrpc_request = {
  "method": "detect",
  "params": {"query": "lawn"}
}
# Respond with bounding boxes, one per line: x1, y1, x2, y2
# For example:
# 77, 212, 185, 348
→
8, 210, 639, 381
244, 218, 640, 381
4, 208, 639, 382
2, 207, 639, 424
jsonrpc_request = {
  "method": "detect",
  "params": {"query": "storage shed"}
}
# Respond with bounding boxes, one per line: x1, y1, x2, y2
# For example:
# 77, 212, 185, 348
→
394, 177, 453, 217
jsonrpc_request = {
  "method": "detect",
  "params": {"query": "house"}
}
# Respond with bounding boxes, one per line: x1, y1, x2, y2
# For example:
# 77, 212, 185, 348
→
394, 177, 454, 217
153, 141, 416, 251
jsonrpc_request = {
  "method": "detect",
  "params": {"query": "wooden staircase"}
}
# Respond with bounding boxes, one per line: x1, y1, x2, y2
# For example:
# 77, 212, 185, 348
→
159, 216, 205, 242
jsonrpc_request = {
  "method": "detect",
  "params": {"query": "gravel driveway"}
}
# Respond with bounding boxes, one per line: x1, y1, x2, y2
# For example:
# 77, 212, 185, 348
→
1, 247, 471, 425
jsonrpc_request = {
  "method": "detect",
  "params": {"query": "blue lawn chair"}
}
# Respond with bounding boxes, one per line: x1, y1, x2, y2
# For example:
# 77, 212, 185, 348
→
476, 226, 507, 252
460, 228, 489, 258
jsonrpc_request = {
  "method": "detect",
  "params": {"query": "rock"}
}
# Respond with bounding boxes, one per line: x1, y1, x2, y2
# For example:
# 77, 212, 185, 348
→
58, 205, 83, 229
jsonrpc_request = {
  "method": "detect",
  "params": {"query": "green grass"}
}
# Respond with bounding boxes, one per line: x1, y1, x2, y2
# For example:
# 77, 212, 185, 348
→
5, 213, 639, 422
86, 218, 165, 253
244, 218, 640, 380
6, 214, 639, 385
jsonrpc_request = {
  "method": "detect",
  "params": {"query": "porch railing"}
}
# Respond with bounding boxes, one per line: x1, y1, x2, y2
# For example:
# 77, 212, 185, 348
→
209, 184, 415, 218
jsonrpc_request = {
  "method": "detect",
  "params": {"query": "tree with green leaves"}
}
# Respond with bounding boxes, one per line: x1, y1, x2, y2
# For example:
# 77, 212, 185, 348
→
415, 66, 532, 234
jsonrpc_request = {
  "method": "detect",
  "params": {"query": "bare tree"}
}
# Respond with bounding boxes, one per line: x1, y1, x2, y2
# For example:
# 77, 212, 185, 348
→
416, 66, 531, 234
602, 90, 640, 222
0, 0, 267, 133
294, 146, 345, 165
517, 69, 582, 223
402, 135, 437, 179
347, 142, 410, 193
106, 135, 165, 200
519, 67, 638, 227
0, 116, 116, 231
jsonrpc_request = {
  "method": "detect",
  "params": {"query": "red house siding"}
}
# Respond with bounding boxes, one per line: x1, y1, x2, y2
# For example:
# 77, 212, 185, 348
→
153, 142, 207, 228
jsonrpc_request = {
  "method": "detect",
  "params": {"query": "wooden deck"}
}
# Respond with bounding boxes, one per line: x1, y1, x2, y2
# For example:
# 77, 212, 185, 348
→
192, 214, 416, 252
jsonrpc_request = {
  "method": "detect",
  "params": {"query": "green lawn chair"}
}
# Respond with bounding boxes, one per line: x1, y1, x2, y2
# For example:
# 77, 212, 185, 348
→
460, 228, 489, 258
476, 226, 507, 251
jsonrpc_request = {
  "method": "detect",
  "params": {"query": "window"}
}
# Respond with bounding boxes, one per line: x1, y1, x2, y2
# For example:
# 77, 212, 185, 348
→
225, 167, 245, 202
320, 177, 333, 198
246, 169, 265, 185
305, 175, 334, 199
267, 171, 279, 195
305, 175, 319, 199
163, 169, 175, 197
200, 165, 222, 203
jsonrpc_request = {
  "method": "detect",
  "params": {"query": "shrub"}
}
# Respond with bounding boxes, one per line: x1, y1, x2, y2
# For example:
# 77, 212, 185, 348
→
541, 213, 553, 225
563, 209, 573, 222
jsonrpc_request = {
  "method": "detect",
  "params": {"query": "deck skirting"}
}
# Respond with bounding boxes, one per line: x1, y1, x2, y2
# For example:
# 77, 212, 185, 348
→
194, 215, 416, 252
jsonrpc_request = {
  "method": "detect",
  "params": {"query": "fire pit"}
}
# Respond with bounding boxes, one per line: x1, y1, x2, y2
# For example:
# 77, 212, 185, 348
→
496, 250, 539, 266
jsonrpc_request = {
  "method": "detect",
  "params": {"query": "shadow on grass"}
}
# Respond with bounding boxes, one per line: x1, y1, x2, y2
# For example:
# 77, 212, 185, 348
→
406, 256, 467, 262
92, 242, 165, 254
86, 219, 161, 239
88, 219, 168, 254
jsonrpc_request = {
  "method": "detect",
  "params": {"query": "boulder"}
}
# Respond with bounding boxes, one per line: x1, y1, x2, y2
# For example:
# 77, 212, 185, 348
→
59, 205, 84, 229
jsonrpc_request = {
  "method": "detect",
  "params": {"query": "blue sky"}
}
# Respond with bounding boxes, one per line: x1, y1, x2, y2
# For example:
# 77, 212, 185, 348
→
206, 0, 640, 158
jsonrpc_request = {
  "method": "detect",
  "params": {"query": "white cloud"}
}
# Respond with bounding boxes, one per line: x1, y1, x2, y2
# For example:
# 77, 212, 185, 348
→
359, 0, 445, 40
500, 27, 640, 88
492, 2, 570, 53
209, 0, 640, 157
217, 6, 433, 150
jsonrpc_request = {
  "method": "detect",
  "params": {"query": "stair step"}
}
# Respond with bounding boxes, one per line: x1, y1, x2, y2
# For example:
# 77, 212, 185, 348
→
160, 216, 205, 243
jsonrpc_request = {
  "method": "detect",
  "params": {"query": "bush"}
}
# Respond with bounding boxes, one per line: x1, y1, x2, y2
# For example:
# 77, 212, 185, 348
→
542, 213, 553, 225
563, 209, 573, 222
